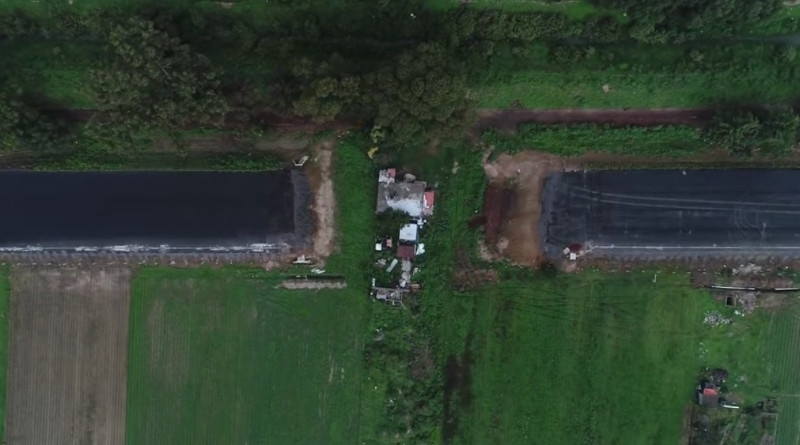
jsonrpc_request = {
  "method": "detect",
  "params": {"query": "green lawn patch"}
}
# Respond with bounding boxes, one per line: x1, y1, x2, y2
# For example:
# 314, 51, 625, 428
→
473, 40, 800, 109
126, 267, 368, 445
484, 124, 704, 157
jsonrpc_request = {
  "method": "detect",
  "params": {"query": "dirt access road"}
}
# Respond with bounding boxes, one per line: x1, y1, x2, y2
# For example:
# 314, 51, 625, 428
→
475, 107, 714, 133
46, 106, 715, 133
5, 268, 131, 445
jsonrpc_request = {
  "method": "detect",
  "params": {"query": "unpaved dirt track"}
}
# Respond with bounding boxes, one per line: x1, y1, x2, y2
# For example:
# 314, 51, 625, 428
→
307, 141, 336, 260
6, 268, 131, 445
475, 108, 714, 133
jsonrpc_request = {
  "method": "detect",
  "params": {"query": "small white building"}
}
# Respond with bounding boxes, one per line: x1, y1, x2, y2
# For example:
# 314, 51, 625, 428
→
399, 223, 419, 243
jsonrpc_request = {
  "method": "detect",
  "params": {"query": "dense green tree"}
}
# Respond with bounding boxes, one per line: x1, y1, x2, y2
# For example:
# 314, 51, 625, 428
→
90, 17, 228, 145
703, 107, 799, 156
290, 58, 362, 122
0, 92, 21, 149
589, 0, 781, 42
368, 42, 472, 146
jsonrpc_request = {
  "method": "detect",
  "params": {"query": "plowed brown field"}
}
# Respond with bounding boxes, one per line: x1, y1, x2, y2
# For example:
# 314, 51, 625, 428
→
5, 268, 131, 445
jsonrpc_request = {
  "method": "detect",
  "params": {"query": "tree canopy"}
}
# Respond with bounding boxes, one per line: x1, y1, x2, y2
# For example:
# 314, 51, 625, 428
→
589, 0, 782, 41
90, 17, 227, 145
369, 43, 471, 145
702, 107, 799, 156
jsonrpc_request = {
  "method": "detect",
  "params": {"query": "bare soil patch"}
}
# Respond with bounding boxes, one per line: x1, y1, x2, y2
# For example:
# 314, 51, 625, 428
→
6, 267, 131, 445
482, 151, 575, 266
305, 141, 336, 261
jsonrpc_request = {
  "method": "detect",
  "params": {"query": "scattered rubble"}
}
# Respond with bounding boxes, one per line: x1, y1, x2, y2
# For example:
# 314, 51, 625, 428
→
703, 311, 732, 327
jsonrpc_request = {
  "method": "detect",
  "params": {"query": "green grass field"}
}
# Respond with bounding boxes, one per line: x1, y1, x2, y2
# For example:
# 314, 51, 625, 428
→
0, 269, 8, 444
473, 65, 800, 109
434, 269, 798, 445
126, 268, 369, 445
765, 308, 800, 445
452, 272, 709, 444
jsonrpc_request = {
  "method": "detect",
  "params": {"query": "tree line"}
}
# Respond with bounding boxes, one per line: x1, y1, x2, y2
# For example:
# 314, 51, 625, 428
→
0, 0, 792, 151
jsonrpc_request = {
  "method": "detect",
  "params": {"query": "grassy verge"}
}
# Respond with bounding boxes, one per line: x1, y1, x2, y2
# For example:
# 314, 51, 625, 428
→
0, 268, 8, 444
25, 150, 287, 171
126, 267, 368, 445
473, 40, 800, 108
484, 124, 704, 157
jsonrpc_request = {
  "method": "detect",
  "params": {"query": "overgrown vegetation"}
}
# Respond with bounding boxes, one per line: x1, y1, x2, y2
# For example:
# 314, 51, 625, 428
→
485, 105, 800, 159
484, 124, 704, 157
702, 107, 800, 157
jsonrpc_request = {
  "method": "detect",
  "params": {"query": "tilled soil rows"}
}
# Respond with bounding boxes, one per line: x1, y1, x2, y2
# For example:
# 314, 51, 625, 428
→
5, 268, 131, 445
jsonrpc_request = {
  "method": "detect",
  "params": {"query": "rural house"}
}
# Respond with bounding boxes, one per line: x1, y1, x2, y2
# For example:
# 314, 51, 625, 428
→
376, 168, 435, 218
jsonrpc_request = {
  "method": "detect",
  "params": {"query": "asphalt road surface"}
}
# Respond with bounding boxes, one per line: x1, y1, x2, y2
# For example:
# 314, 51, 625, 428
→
540, 169, 800, 258
0, 170, 296, 251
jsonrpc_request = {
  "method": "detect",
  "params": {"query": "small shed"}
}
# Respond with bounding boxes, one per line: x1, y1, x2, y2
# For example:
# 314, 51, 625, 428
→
697, 384, 720, 407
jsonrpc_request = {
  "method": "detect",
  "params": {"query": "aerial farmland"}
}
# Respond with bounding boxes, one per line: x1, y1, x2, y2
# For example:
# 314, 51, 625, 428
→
2, 0, 800, 445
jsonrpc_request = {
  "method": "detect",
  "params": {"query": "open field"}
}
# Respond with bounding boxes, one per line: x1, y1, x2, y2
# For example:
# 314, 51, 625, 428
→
126, 267, 368, 445
438, 267, 799, 445
765, 308, 800, 445
483, 123, 704, 157
454, 272, 709, 444
5, 267, 130, 445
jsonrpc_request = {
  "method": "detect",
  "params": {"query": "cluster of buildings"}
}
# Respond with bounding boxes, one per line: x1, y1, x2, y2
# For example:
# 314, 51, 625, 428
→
371, 168, 435, 305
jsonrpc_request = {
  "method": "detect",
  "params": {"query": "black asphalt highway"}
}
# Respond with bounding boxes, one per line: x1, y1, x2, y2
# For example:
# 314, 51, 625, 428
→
0, 170, 295, 250
539, 169, 800, 258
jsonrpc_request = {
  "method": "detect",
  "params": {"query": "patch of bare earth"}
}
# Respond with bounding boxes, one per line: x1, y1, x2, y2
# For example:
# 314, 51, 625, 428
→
6, 267, 131, 445
482, 151, 575, 266
305, 141, 336, 262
